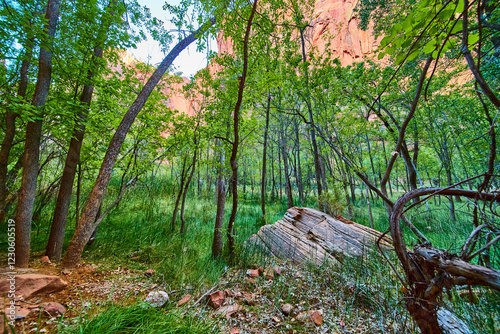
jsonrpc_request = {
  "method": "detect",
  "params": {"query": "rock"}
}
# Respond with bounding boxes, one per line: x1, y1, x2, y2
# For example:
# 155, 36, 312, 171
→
296, 311, 309, 322
308, 310, 323, 326
144, 269, 155, 277
224, 289, 234, 298
273, 266, 282, 276
42, 302, 66, 315
230, 328, 240, 334
207, 291, 225, 309
264, 266, 274, 280
215, 304, 242, 318
246, 269, 260, 278
243, 293, 257, 306
61, 270, 71, 275
176, 294, 191, 307
4, 306, 30, 320
246, 207, 393, 265
0, 274, 67, 299
40, 256, 51, 264
145, 291, 169, 307
281, 303, 293, 316
258, 266, 264, 275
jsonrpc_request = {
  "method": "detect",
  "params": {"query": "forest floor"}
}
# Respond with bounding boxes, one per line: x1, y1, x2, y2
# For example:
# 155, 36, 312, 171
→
5, 253, 417, 334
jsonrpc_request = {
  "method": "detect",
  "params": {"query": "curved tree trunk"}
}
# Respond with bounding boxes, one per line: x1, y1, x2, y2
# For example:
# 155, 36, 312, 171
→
14, 0, 60, 268
61, 18, 215, 268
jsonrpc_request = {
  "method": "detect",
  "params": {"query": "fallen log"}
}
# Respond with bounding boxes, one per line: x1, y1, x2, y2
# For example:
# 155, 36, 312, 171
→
247, 207, 393, 265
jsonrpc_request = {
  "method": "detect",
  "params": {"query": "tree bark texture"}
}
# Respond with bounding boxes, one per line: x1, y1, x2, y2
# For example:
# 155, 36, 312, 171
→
14, 0, 60, 268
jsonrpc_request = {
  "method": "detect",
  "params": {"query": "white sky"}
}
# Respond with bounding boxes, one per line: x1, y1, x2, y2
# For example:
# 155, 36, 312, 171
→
129, 0, 215, 77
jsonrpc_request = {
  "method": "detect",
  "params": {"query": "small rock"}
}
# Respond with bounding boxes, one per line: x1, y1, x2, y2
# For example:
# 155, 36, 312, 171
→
243, 293, 257, 306
61, 270, 71, 275
27, 305, 40, 309
272, 316, 281, 322
246, 269, 260, 278
215, 304, 242, 318
224, 289, 234, 298
230, 328, 240, 334
296, 311, 309, 322
258, 266, 264, 274
273, 266, 282, 276
5, 306, 30, 320
207, 290, 225, 309
176, 294, 191, 307
145, 291, 169, 307
42, 302, 66, 315
264, 266, 274, 280
144, 269, 155, 277
234, 291, 243, 299
308, 310, 323, 326
281, 303, 293, 316
40, 256, 51, 264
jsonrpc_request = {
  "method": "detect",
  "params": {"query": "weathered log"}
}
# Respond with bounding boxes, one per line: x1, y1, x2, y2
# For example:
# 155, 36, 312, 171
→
247, 207, 393, 265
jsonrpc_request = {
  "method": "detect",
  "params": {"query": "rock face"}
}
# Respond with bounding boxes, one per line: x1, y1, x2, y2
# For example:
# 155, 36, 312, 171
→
247, 207, 392, 265
307, 0, 379, 66
0, 274, 67, 300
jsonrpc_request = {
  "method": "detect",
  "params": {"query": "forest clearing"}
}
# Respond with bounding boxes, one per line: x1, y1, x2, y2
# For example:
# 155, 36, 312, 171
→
0, 0, 499, 333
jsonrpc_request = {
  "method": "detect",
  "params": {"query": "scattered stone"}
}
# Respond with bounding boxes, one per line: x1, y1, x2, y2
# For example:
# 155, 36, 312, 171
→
176, 294, 191, 307
145, 291, 169, 307
243, 293, 257, 306
42, 302, 66, 315
144, 269, 155, 277
61, 270, 71, 275
27, 305, 40, 309
308, 310, 323, 326
273, 266, 282, 276
281, 303, 293, 316
264, 266, 274, 280
207, 290, 225, 309
40, 256, 51, 264
215, 304, 242, 318
246, 269, 260, 278
296, 311, 309, 322
0, 274, 67, 299
224, 289, 234, 298
230, 328, 240, 334
4, 306, 31, 320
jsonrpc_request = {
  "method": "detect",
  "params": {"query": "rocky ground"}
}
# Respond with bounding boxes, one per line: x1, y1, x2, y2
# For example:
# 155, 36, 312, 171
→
1, 254, 411, 334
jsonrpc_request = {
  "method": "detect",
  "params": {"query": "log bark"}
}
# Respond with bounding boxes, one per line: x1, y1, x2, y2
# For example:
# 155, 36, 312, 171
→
247, 207, 393, 265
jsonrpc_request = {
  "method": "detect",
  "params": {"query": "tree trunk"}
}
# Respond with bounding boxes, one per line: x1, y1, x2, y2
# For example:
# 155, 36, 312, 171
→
171, 157, 187, 231
295, 118, 304, 204
62, 18, 215, 268
15, 0, 60, 268
227, 0, 257, 258
261, 92, 271, 219
180, 133, 198, 234
45, 0, 118, 261
212, 140, 226, 258
0, 44, 32, 222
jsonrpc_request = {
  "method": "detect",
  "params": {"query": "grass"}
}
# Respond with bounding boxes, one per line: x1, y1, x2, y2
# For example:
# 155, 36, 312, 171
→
1, 173, 499, 333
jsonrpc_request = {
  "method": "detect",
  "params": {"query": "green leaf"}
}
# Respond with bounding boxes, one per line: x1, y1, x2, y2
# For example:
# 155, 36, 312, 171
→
468, 33, 480, 45
456, 0, 465, 13
407, 49, 419, 61
423, 39, 436, 54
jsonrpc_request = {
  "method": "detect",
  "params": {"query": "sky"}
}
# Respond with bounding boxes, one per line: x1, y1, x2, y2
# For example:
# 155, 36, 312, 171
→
129, 0, 216, 77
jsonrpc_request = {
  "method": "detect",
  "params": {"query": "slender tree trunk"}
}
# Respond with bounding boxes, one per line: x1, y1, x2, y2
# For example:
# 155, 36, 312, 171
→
180, 132, 198, 234
227, 0, 257, 258
270, 142, 276, 201
172, 157, 187, 231
15, 0, 60, 268
212, 139, 226, 258
280, 132, 293, 208
261, 92, 271, 219
295, 119, 304, 204
62, 18, 215, 268
0, 43, 32, 222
